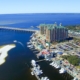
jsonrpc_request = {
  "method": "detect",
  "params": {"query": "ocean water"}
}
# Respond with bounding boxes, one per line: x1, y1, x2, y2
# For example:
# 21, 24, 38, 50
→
0, 13, 79, 80
0, 13, 80, 28
0, 30, 73, 80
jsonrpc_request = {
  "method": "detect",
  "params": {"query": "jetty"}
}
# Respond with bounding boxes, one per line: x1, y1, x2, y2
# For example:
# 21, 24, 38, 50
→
0, 26, 39, 32
36, 59, 46, 62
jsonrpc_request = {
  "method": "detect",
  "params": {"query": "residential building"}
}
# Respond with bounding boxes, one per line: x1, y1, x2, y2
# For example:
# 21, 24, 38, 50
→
39, 23, 68, 42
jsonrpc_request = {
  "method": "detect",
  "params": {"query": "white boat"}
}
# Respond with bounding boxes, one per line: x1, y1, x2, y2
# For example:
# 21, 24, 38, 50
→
41, 77, 50, 80
56, 65, 60, 69
27, 45, 34, 48
27, 45, 32, 48
36, 65, 40, 69
32, 66, 43, 75
50, 61, 60, 69
50, 62, 55, 66
73, 77, 78, 80
31, 60, 43, 76
29, 46, 34, 49
53, 63, 60, 69
31, 72, 34, 75
27, 42, 31, 45
31, 60, 36, 67
53, 63, 57, 67
59, 68, 66, 74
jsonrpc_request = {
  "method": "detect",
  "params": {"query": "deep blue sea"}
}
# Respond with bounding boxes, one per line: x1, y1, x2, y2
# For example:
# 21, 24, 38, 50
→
0, 13, 80, 80
0, 13, 80, 28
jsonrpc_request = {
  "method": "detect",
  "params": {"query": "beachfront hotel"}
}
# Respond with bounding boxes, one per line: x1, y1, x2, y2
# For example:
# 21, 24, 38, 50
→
39, 23, 68, 42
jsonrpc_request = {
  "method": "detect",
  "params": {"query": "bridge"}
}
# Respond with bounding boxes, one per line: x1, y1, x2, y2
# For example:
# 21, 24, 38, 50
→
0, 26, 39, 32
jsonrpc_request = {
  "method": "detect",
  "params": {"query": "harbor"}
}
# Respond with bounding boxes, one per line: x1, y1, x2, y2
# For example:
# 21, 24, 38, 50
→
0, 13, 80, 80
27, 25, 80, 80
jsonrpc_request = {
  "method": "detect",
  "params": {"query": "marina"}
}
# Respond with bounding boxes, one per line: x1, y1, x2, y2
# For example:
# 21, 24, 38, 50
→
31, 60, 50, 80
27, 31, 80, 80
0, 13, 80, 80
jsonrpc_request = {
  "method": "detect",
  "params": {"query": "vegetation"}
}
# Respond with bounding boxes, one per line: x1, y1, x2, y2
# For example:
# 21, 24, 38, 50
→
73, 37, 80, 41
66, 25, 80, 31
76, 66, 80, 69
62, 55, 80, 66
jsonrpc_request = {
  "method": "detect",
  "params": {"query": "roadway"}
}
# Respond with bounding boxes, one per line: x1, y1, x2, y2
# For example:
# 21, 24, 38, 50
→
0, 26, 39, 32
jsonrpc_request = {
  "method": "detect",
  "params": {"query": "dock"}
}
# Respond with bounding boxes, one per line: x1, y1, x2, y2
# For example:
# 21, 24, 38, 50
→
36, 59, 46, 62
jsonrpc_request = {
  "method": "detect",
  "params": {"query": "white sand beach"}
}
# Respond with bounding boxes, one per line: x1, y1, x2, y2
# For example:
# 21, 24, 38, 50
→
0, 45, 16, 65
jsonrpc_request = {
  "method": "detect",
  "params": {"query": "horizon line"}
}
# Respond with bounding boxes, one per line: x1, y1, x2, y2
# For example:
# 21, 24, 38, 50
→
0, 12, 80, 15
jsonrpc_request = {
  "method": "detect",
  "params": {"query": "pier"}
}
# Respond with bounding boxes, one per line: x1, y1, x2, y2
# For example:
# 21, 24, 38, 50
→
36, 59, 46, 62
0, 26, 39, 32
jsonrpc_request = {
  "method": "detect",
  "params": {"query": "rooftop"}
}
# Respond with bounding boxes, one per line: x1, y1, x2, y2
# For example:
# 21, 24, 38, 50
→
39, 23, 66, 30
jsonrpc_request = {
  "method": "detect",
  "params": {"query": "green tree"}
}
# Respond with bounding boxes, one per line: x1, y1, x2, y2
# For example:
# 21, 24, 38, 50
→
62, 55, 80, 66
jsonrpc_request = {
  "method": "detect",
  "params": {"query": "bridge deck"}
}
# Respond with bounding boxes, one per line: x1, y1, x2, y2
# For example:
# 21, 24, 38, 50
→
0, 27, 39, 32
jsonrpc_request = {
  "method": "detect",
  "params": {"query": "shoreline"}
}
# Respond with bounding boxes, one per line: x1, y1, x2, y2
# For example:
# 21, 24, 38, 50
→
29, 32, 80, 80
0, 44, 16, 65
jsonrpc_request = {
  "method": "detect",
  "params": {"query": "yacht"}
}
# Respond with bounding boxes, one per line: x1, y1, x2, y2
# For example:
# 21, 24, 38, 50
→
53, 63, 60, 69
27, 44, 34, 48
33, 67, 43, 75
27, 42, 31, 45
56, 65, 60, 69
31, 72, 34, 75
59, 68, 66, 74
53, 63, 57, 67
31, 60, 36, 67
50, 62, 55, 66
41, 77, 50, 80
31, 66, 43, 76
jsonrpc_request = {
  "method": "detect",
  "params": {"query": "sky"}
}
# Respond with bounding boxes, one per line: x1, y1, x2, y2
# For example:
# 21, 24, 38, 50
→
0, 0, 80, 14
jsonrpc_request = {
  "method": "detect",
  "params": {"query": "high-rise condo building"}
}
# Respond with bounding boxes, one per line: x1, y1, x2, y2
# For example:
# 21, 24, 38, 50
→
39, 23, 68, 42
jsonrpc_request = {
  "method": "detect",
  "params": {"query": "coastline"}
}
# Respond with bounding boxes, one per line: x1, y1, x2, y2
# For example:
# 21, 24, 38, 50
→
0, 44, 16, 65
29, 31, 80, 80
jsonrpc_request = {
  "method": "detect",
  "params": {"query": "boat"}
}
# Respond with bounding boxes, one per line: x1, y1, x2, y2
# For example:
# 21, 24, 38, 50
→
73, 77, 78, 80
31, 60, 50, 80
53, 63, 60, 69
31, 60, 37, 67
56, 65, 60, 69
31, 72, 34, 75
41, 77, 50, 80
29, 45, 34, 49
27, 42, 32, 45
27, 44, 34, 48
31, 60, 43, 77
31, 67, 43, 76
30, 33, 34, 38
50, 62, 55, 66
59, 68, 66, 74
